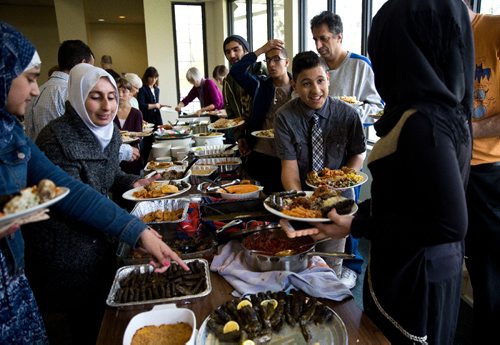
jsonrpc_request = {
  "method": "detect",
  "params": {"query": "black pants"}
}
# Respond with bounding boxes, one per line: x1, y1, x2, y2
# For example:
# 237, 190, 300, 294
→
465, 163, 500, 342
244, 151, 283, 195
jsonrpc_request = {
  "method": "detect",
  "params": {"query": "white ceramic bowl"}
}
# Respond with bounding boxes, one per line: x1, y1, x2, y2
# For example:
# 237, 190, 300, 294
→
193, 133, 225, 147
122, 304, 196, 345
151, 142, 172, 159
217, 184, 263, 200
171, 145, 189, 156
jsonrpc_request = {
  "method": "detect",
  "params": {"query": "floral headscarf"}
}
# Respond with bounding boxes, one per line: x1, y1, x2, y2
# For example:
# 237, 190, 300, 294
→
68, 63, 118, 150
0, 22, 36, 149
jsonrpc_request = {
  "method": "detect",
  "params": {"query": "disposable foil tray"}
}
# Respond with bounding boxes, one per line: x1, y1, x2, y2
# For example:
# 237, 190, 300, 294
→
106, 259, 212, 307
195, 157, 242, 172
191, 144, 237, 158
130, 198, 190, 224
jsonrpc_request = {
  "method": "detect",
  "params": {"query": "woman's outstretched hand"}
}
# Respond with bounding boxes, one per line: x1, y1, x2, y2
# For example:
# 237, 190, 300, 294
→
138, 228, 189, 273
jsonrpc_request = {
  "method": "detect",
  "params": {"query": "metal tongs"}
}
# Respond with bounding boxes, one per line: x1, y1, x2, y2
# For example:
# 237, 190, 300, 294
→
216, 219, 244, 234
205, 179, 241, 192
267, 190, 306, 211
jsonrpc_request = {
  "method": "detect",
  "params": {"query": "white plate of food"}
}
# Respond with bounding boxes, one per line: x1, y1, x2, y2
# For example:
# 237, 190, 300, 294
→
207, 118, 245, 130
306, 168, 368, 190
196, 292, 348, 345
335, 96, 363, 107
0, 186, 70, 228
122, 182, 191, 201
251, 129, 275, 139
263, 190, 358, 222
121, 135, 139, 144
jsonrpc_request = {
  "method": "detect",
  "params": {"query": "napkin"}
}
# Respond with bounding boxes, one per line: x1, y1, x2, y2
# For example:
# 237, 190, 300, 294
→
210, 240, 352, 301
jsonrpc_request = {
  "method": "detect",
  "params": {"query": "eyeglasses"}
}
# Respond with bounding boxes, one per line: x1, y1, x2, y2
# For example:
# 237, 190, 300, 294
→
265, 56, 286, 64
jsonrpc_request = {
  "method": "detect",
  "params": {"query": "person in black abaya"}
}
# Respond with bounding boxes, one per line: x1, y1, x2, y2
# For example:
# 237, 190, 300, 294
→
286, 0, 474, 343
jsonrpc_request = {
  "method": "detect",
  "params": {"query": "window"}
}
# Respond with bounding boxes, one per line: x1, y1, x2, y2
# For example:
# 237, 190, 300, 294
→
228, 0, 286, 51
303, 0, 328, 52
172, 3, 206, 113
273, 0, 285, 39
336, 0, 362, 54
232, 0, 248, 42
480, 0, 500, 14
252, 0, 268, 50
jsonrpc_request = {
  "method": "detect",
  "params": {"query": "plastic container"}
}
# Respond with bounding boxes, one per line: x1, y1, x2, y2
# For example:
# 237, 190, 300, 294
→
123, 304, 196, 345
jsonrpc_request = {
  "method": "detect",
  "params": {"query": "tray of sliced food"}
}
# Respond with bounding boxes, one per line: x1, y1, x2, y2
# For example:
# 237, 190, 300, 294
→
306, 166, 368, 190
106, 259, 211, 307
144, 160, 175, 172
130, 198, 190, 224
263, 187, 358, 222
197, 289, 348, 345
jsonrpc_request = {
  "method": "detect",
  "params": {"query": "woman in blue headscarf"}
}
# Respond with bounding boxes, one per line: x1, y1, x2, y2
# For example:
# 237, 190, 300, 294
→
0, 22, 187, 344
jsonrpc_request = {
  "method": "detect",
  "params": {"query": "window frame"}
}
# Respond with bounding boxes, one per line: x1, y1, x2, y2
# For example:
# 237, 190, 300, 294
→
171, 2, 208, 105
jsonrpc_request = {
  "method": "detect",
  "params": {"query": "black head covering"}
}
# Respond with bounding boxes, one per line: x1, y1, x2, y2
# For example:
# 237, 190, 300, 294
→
369, 0, 473, 140
223, 35, 250, 53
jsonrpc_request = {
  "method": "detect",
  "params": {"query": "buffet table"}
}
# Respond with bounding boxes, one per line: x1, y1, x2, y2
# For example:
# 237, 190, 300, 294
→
96, 271, 389, 345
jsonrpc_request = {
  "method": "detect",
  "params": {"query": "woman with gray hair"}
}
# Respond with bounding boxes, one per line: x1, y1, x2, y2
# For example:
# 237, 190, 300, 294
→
175, 66, 224, 116
123, 72, 143, 109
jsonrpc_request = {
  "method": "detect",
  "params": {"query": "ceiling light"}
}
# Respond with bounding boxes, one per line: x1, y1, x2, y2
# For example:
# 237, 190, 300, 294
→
118, 16, 126, 19
98, 18, 105, 22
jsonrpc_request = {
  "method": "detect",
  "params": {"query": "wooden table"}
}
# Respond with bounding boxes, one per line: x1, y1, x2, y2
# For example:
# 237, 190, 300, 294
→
96, 272, 389, 345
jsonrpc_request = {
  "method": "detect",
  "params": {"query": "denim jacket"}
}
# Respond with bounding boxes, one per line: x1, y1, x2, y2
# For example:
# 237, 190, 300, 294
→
0, 120, 146, 275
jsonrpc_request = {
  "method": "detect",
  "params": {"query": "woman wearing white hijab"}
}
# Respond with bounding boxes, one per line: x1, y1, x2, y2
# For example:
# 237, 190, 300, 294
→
0, 23, 184, 345
22, 63, 180, 345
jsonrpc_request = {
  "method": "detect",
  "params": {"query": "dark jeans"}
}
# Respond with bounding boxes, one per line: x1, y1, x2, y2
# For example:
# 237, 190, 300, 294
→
465, 163, 500, 342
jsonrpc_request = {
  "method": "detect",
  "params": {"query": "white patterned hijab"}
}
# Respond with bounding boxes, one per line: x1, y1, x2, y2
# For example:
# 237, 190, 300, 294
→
68, 63, 118, 150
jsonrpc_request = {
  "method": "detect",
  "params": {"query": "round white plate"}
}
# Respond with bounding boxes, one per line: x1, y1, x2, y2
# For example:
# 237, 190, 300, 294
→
122, 137, 139, 144
122, 183, 191, 201
207, 119, 245, 131
251, 130, 274, 139
196, 306, 348, 345
263, 191, 358, 222
0, 187, 70, 228
305, 171, 369, 190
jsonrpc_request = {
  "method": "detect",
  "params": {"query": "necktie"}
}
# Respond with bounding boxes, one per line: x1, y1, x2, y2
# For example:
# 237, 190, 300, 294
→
311, 113, 324, 172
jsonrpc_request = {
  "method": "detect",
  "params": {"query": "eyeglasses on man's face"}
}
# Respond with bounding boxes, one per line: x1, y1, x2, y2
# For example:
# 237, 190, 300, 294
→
265, 56, 286, 64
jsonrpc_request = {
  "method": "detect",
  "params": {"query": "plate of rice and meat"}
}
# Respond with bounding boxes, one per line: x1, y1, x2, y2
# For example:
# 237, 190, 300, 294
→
251, 129, 275, 139
207, 117, 245, 130
0, 179, 69, 229
263, 187, 358, 222
122, 181, 191, 201
306, 167, 368, 190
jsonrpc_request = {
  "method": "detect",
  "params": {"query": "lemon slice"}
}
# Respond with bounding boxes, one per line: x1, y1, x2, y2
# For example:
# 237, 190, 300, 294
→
260, 299, 278, 310
223, 321, 240, 334
241, 340, 256, 345
236, 299, 253, 310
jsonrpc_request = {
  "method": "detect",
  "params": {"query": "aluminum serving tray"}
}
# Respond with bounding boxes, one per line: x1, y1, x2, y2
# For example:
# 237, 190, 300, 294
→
106, 259, 212, 307
191, 144, 237, 158
195, 157, 242, 172
130, 198, 190, 224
